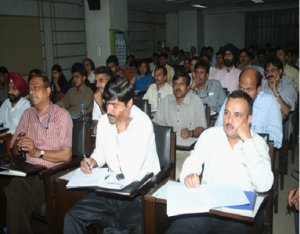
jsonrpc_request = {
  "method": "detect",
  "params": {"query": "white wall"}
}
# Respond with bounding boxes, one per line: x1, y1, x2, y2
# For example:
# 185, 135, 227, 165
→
128, 10, 165, 59
204, 12, 245, 52
166, 13, 178, 49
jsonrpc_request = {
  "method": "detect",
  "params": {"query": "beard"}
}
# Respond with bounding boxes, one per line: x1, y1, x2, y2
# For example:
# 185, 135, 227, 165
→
224, 59, 234, 67
8, 94, 21, 104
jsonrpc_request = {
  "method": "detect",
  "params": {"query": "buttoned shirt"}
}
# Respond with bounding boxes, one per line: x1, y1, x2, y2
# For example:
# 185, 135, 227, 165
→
0, 97, 31, 134
208, 66, 219, 80
284, 64, 299, 91
215, 91, 283, 148
143, 82, 173, 110
193, 79, 227, 113
262, 79, 298, 111
57, 85, 94, 117
214, 67, 241, 93
180, 127, 273, 193
153, 92, 207, 133
91, 105, 160, 180
92, 100, 102, 121
11, 104, 73, 168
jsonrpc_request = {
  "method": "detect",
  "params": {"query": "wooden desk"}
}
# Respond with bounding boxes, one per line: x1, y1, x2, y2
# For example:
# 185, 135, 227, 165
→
143, 179, 265, 234
54, 175, 89, 234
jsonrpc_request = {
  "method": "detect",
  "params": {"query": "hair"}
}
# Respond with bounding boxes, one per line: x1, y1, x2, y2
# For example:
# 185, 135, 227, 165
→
159, 53, 168, 59
216, 50, 224, 57
190, 56, 200, 62
28, 69, 43, 82
126, 55, 135, 62
71, 63, 87, 77
227, 90, 253, 115
152, 53, 159, 58
106, 55, 119, 66
94, 66, 113, 80
137, 59, 150, 75
82, 58, 95, 71
239, 68, 262, 88
154, 65, 167, 76
194, 60, 210, 74
51, 64, 67, 84
29, 75, 51, 88
207, 46, 214, 53
172, 72, 191, 86
275, 46, 286, 56
102, 75, 134, 105
239, 48, 250, 57
0, 66, 8, 76
266, 56, 283, 71
130, 60, 138, 69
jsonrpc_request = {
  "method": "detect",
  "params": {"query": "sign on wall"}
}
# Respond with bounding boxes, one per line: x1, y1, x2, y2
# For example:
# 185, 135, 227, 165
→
110, 29, 128, 69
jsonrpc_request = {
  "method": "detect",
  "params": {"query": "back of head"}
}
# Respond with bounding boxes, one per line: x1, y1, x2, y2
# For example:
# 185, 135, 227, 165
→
227, 90, 253, 115
71, 63, 87, 77
102, 75, 134, 105
239, 68, 262, 88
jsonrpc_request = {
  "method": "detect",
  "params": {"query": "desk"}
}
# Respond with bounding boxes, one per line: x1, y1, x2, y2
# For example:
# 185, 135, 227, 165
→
143, 179, 265, 234
54, 174, 89, 234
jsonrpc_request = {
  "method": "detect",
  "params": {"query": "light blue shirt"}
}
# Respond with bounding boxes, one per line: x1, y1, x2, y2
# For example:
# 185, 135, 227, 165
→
215, 91, 283, 148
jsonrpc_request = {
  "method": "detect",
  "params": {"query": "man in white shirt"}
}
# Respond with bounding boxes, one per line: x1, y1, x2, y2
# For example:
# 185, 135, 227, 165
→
166, 90, 273, 234
143, 65, 173, 111
64, 75, 160, 234
0, 72, 31, 134
92, 66, 113, 134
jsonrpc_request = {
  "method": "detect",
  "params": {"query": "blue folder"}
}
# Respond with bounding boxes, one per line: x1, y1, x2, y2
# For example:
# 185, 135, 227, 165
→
225, 191, 257, 211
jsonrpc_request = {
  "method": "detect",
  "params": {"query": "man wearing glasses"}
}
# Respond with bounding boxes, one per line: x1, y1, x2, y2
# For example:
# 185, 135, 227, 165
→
5, 75, 73, 234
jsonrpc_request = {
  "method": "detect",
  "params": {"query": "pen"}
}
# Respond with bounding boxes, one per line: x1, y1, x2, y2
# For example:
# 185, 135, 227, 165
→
83, 153, 92, 172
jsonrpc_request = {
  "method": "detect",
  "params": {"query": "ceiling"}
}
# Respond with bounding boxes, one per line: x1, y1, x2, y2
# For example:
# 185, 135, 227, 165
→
127, 0, 298, 13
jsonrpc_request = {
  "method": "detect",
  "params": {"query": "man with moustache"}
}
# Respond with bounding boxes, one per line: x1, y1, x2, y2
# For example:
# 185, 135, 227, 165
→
214, 44, 241, 93
188, 56, 200, 85
92, 66, 113, 134
5, 75, 72, 234
0, 72, 30, 134
57, 63, 94, 117
152, 53, 175, 85
143, 65, 173, 110
64, 75, 160, 234
237, 49, 264, 76
166, 90, 273, 234
215, 68, 283, 148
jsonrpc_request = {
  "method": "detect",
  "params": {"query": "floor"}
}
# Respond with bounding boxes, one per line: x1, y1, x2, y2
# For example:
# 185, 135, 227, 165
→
273, 143, 299, 234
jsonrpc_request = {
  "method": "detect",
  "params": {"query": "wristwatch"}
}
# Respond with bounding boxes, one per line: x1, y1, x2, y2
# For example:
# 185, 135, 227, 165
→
39, 150, 45, 158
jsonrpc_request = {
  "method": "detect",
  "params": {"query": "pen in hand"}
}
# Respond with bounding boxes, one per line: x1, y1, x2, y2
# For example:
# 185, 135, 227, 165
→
83, 153, 92, 172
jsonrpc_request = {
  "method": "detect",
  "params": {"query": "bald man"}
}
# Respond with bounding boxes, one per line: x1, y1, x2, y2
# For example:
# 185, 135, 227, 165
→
215, 68, 283, 148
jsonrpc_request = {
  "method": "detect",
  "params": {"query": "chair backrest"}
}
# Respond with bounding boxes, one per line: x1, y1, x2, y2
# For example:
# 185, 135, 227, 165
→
72, 119, 89, 157
153, 125, 176, 180
133, 99, 151, 117
204, 104, 211, 127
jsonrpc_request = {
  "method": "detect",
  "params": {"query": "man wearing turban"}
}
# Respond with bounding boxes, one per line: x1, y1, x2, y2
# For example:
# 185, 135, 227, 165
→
0, 72, 31, 134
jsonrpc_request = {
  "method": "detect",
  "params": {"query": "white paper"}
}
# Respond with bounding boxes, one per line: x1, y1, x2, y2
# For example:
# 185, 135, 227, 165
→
165, 181, 250, 217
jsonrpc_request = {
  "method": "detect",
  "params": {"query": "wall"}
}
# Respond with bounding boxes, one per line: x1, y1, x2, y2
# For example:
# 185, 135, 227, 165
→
128, 10, 165, 59
166, 13, 178, 49
203, 12, 245, 52
0, 0, 85, 79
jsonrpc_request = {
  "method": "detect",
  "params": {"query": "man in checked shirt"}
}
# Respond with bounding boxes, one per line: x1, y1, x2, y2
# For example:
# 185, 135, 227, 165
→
4, 75, 73, 234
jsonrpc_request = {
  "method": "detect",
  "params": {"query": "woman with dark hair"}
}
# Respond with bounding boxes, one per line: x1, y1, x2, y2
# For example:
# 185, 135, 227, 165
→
83, 58, 95, 83
133, 60, 153, 92
51, 64, 67, 102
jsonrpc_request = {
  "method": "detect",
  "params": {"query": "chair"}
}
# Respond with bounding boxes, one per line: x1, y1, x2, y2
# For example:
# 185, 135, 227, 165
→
31, 119, 92, 233
204, 104, 211, 128
133, 99, 151, 118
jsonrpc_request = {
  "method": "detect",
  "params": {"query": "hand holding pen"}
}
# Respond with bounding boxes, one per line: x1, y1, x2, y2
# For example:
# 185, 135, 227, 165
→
80, 153, 98, 174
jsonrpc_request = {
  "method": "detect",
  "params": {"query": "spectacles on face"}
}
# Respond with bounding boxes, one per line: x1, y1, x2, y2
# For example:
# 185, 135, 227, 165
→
265, 67, 278, 76
29, 84, 45, 92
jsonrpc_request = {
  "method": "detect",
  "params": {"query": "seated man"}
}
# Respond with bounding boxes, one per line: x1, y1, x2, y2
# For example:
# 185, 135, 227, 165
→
5, 75, 72, 234
64, 75, 160, 233
153, 72, 207, 139
215, 68, 283, 148
0, 72, 30, 134
167, 90, 273, 234
143, 65, 173, 111
92, 66, 113, 134
191, 60, 226, 114
106, 55, 125, 76
57, 63, 94, 118
152, 53, 175, 85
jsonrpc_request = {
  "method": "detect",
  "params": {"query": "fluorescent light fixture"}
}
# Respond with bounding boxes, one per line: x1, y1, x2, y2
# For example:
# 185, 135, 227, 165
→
251, 0, 264, 3
192, 4, 208, 8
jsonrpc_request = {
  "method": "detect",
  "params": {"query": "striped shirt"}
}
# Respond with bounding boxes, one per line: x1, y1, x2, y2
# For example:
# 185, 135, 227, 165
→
11, 104, 73, 168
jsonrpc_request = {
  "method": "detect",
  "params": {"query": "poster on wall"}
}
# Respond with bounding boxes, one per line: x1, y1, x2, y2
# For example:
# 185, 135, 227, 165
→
110, 29, 128, 69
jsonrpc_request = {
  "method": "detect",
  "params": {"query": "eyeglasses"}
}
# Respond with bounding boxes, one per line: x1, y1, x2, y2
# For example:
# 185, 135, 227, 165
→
29, 85, 45, 92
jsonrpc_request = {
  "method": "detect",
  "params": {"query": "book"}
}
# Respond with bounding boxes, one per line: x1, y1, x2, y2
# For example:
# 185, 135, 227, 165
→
223, 191, 257, 211
166, 182, 250, 217
0, 161, 47, 177
66, 167, 154, 197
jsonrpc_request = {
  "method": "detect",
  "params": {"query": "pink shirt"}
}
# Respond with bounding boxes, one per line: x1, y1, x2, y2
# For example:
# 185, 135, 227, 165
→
11, 104, 73, 168
214, 67, 241, 93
